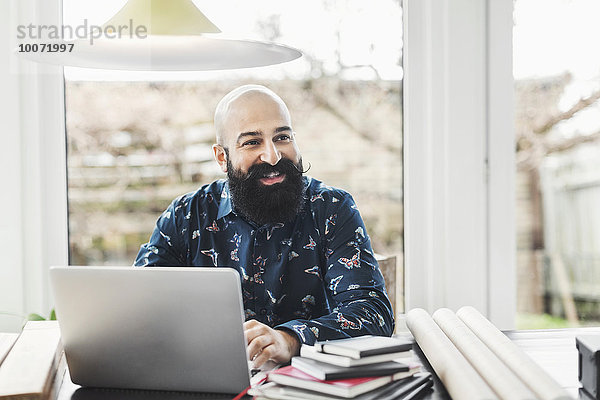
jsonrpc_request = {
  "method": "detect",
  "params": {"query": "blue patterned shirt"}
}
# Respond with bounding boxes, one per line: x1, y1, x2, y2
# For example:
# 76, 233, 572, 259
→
134, 177, 394, 345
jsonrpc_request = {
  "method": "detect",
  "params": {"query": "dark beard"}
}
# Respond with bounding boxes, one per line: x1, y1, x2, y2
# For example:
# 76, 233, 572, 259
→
227, 157, 306, 226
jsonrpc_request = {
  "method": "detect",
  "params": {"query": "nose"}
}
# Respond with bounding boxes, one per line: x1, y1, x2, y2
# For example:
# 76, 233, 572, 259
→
259, 141, 282, 166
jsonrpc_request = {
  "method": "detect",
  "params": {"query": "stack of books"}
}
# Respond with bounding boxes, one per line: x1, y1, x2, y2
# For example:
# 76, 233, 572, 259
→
0, 321, 65, 400
250, 335, 433, 400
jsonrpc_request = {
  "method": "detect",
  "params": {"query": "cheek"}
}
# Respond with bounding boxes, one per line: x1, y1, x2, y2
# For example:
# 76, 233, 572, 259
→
230, 154, 255, 174
278, 142, 301, 160
287, 145, 302, 162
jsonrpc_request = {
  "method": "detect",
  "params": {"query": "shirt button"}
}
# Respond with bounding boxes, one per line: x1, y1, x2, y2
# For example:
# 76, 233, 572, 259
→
260, 308, 267, 315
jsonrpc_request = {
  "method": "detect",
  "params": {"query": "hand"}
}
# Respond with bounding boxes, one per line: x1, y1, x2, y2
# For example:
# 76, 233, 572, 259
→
243, 320, 300, 368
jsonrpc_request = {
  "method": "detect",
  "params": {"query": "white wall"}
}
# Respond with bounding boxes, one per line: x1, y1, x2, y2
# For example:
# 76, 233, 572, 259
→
0, 0, 68, 332
0, 0, 25, 332
403, 0, 515, 328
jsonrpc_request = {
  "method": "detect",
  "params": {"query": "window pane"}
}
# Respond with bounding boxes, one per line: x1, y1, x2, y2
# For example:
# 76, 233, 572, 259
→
64, 1, 403, 310
514, 0, 600, 328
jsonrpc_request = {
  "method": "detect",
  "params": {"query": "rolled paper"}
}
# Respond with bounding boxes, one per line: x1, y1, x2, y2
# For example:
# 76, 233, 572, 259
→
433, 308, 536, 400
457, 306, 572, 400
406, 308, 498, 400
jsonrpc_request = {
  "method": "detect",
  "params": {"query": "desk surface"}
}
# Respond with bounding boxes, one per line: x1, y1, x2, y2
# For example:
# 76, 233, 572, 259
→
412, 328, 589, 400
56, 327, 598, 400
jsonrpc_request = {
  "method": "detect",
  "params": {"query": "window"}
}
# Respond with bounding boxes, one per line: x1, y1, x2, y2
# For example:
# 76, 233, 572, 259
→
63, 1, 403, 307
514, 0, 600, 328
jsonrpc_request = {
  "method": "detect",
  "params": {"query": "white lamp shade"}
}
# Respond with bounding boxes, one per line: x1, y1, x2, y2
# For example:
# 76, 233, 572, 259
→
16, 0, 303, 71
18, 37, 302, 71
102, 0, 221, 35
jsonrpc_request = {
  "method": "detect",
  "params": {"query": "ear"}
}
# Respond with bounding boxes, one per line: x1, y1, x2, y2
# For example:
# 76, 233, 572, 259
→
212, 144, 228, 173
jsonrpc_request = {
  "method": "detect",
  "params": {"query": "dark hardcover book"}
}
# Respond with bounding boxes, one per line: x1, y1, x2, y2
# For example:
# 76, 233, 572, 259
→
361, 373, 432, 400
291, 356, 415, 380
397, 377, 434, 400
316, 335, 413, 359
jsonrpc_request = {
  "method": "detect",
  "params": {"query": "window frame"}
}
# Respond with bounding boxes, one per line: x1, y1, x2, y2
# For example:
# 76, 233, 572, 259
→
0, 0, 68, 332
403, 0, 515, 328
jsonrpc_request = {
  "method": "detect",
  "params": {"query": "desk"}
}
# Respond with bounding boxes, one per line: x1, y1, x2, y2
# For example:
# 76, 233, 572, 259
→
55, 328, 597, 400
413, 328, 591, 399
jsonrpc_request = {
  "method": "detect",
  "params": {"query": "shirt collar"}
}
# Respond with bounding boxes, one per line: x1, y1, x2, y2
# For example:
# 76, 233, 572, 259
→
217, 181, 233, 220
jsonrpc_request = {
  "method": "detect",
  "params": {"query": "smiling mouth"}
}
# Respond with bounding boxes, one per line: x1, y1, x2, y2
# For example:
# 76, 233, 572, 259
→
259, 171, 286, 185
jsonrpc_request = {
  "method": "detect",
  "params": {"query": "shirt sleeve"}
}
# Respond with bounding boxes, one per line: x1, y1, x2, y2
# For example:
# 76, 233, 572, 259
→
134, 197, 188, 267
275, 192, 395, 345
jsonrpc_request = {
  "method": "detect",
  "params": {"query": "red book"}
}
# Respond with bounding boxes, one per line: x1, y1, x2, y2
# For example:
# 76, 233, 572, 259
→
267, 365, 404, 398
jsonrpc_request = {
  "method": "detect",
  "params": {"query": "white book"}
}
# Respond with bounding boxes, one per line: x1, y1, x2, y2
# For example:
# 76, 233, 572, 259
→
0, 321, 64, 400
0, 334, 18, 366
315, 335, 413, 359
300, 345, 412, 367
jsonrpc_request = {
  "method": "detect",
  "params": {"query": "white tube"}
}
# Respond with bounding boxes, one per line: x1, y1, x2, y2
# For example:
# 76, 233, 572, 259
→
457, 306, 572, 400
433, 308, 536, 400
406, 308, 498, 400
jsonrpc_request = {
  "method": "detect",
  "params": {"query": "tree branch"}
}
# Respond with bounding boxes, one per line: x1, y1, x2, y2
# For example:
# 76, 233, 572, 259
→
339, 64, 382, 80
311, 90, 401, 154
544, 130, 600, 155
534, 89, 600, 134
517, 130, 600, 170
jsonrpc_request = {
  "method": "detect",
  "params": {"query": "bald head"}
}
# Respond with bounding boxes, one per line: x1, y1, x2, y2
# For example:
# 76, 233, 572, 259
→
211, 84, 301, 177
214, 85, 291, 146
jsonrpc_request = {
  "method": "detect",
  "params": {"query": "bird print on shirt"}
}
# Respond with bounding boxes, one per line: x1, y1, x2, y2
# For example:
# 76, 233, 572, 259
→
303, 235, 316, 250
304, 266, 321, 278
147, 245, 159, 254
325, 214, 337, 235
230, 233, 242, 261
159, 231, 172, 246
239, 265, 249, 281
336, 312, 363, 330
338, 249, 361, 269
329, 275, 343, 294
266, 290, 277, 304
293, 324, 308, 342
201, 249, 218, 266
310, 193, 325, 202
266, 223, 284, 240
206, 220, 219, 232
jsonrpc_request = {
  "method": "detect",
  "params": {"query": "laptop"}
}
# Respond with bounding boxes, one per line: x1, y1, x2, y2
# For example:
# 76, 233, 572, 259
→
49, 266, 251, 394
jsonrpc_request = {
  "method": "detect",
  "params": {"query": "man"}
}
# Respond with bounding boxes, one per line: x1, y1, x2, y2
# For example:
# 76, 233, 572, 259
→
135, 85, 394, 368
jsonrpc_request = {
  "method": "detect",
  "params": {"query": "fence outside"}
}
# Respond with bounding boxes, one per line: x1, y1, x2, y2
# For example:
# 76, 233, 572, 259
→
541, 143, 600, 320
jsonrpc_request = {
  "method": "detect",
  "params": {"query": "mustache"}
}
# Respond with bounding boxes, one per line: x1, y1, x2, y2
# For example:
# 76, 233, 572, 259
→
240, 159, 311, 181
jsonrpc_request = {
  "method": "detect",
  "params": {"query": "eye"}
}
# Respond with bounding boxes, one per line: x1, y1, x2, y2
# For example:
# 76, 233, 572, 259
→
275, 134, 291, 142
242, 139, 260, 146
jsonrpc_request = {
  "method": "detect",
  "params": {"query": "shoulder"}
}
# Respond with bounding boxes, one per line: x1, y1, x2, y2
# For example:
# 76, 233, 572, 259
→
305, 177, 356, 209
168, 179, 226, 215
304, 177, 361, 240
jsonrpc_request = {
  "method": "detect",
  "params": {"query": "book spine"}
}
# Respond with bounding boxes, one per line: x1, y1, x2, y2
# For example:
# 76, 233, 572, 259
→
0, 321, 63, 400
0, 335, 19, 367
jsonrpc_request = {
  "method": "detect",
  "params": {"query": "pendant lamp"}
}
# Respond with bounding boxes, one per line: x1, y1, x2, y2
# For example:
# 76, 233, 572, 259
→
18, 0, 302, 71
